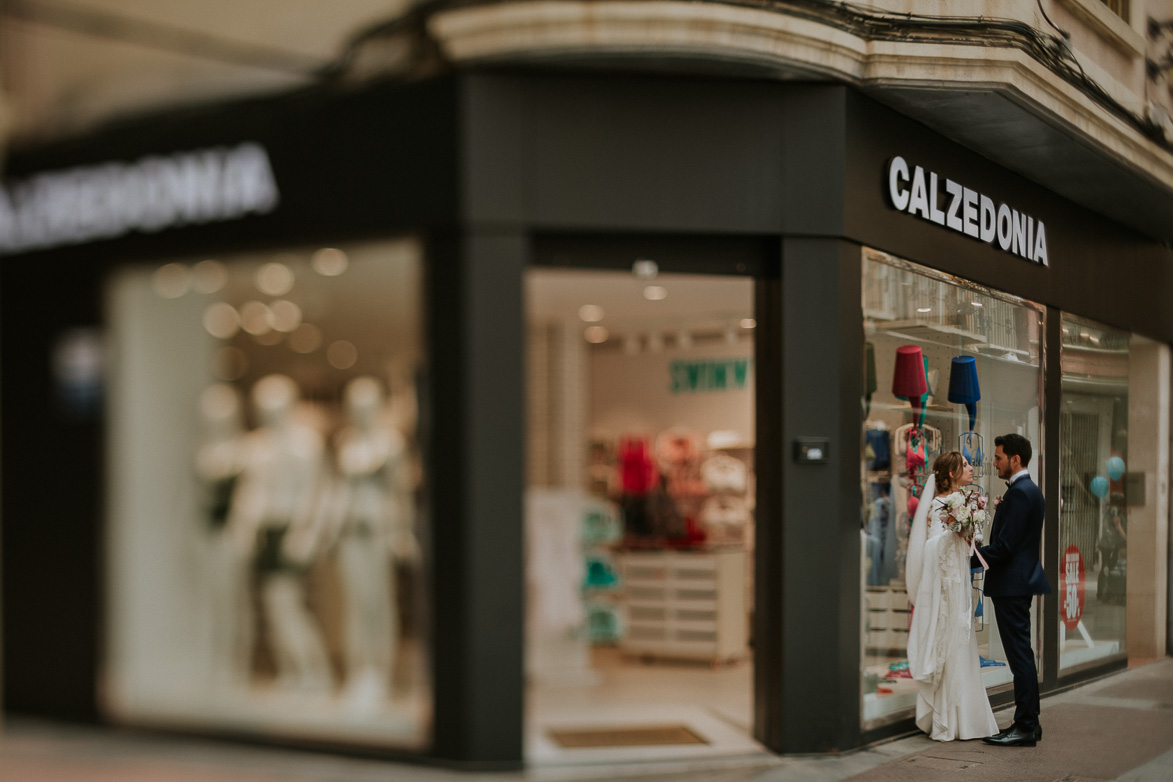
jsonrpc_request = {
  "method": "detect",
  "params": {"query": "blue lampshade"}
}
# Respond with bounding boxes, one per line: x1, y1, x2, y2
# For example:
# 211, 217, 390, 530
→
948, 356, 981, 431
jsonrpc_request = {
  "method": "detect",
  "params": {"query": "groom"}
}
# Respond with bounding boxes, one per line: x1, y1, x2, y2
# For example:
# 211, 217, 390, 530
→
974, 433, 1051, 747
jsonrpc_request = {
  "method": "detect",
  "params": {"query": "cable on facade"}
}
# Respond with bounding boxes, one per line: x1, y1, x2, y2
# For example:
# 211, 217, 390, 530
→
760, 0, 1168, 148
1035, 0, 1071, 41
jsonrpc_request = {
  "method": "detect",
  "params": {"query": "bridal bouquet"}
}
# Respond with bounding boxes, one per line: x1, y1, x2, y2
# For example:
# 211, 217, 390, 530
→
943, 489, 989, 545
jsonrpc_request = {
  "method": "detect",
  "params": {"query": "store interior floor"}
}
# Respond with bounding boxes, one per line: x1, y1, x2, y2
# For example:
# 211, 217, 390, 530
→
527, 647, 765, 767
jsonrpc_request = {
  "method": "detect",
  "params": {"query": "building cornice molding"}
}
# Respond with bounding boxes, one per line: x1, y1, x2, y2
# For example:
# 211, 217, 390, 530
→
429, 0, 1173, 196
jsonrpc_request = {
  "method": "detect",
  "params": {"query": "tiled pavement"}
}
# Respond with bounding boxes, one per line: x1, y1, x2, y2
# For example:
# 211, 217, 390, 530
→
3, 657, 1171, 782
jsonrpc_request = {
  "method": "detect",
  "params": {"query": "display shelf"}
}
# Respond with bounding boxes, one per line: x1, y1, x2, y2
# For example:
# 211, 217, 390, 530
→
878, 321, 987, 346
617, 549, 748, 664
865, 585, 910, 652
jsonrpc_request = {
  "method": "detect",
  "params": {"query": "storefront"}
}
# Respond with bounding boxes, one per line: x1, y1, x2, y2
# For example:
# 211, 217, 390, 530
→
1, 72, 1169, 768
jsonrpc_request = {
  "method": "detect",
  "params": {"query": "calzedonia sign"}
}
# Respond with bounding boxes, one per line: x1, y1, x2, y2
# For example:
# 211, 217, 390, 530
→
0, 142, 279, 255
886, 155, 1048, 266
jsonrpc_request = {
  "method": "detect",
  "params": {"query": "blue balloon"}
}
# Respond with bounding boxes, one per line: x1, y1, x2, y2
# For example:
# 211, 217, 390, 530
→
1090, 475, 1110, 499
1106, 456, 1126, 481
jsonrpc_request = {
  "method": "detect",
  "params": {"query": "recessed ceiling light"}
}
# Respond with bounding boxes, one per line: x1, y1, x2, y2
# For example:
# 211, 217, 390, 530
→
740, 318, 756, 329
312, 247, 348, 277
579, 304, 605, 322
256, 262, 294, 296
917, 307, 932, 313
644, 285, 667, 301
584, 326, 609, 344
632, 259, 658, 279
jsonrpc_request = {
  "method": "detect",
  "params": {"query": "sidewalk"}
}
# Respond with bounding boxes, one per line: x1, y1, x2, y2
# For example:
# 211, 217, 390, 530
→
3, 658, 1171, 782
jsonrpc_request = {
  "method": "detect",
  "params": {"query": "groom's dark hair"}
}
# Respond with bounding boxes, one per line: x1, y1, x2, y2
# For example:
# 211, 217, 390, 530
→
995, 433, 1032, 466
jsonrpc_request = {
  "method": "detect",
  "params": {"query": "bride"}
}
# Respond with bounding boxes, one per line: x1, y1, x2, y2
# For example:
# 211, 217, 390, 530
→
906, 451, 998, 741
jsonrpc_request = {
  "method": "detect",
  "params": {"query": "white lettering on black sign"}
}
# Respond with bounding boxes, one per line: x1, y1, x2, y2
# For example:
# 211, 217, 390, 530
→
0, 142, 279, 255
886, 156, 1048, 266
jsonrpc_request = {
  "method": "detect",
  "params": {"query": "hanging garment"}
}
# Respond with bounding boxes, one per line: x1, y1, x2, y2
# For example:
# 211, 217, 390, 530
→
616, 436, 657, 495
865, 427, 891, 471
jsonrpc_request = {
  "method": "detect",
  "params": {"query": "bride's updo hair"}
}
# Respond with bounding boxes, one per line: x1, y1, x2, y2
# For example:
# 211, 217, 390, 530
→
932, 451, 965, 493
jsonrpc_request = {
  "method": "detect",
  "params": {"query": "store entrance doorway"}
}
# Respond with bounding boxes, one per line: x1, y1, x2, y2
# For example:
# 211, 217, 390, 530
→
523, 263, 763, 765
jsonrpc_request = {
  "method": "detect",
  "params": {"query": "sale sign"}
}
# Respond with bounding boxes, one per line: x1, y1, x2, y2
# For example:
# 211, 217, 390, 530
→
1061, 545, 1086, 630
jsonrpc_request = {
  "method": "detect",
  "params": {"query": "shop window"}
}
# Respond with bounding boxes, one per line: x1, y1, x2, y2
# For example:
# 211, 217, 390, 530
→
1059, 315, 1169, 670
860, 248, 1044, 728
104, 238, 430, 750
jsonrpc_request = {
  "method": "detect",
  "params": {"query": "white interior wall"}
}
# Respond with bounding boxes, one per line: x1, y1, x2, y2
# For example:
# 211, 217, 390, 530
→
589, 337, 754, 446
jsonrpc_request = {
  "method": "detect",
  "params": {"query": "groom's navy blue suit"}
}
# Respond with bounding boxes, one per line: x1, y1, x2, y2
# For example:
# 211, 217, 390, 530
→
974, 472, 1051, 733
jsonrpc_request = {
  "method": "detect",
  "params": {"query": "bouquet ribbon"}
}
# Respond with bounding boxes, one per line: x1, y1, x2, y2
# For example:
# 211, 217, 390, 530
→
970, 536, 989, 571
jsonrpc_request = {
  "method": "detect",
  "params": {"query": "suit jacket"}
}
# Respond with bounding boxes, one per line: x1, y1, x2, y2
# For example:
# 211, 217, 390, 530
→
974, 475, 1051, 597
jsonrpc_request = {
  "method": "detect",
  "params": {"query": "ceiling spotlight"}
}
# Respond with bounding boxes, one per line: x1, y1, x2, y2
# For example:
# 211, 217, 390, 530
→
644, 285, 668, 301
971, 301, 984, 308
240, 301, 274, 335
270, 300, 303, 333
327, 340, 358, 369
917, 307, 932, 313
152, 262, 191, 299
289, 323, 323, 354
632, 259, 659, 280
192, 260, 228, 294
202, 302, 240, 339
579, 304, 605, 322
311, 247, 349, 277
740, 318, 756, 329
256, 262, 294, 296
584, 326, 610, 344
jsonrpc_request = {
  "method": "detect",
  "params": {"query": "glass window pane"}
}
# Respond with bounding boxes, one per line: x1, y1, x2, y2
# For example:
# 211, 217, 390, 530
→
1059, 315, 1128, 669
860, 248, 1045, 729
104, 238, 431, 750
1057, 315, 1167, 671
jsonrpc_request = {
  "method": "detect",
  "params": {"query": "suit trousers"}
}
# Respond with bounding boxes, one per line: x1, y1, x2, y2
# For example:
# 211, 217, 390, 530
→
992, 594, 1041, 730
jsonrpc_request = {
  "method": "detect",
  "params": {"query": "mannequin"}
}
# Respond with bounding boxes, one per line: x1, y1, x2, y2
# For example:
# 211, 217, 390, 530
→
228, 374, 332, 691
329, 376, 419, 711
894, 422, 942, 477
194, 383, 251, 685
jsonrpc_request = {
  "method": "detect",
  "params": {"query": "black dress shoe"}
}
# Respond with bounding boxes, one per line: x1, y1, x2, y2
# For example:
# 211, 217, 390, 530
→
990, 724, 1042, 741
982, 725, 1037, 747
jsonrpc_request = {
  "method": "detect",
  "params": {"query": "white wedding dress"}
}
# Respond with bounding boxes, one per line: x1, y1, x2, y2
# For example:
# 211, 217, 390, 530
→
905, 480, 998, 741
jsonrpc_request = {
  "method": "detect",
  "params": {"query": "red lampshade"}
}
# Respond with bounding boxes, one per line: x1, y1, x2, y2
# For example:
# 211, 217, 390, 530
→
892, 345, 928, 407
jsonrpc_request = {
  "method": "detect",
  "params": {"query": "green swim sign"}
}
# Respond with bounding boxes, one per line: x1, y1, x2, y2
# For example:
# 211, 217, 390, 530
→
670, 358, 753, 394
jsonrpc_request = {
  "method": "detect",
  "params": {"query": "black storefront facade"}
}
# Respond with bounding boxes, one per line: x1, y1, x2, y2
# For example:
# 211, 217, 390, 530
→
1, 71, 1170, 769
